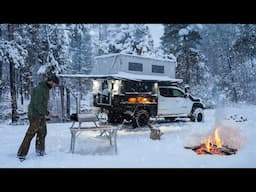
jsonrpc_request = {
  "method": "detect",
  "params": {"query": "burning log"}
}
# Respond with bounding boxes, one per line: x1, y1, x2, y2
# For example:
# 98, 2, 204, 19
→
184, 127, 238, 155
184, 144, 237, 155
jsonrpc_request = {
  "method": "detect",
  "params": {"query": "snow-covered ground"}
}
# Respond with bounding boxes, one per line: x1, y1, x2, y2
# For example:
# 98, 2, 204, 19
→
0, 104, 255, 168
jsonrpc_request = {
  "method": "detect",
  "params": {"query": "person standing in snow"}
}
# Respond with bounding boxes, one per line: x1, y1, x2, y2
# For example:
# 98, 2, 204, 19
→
17, 74, 59, 161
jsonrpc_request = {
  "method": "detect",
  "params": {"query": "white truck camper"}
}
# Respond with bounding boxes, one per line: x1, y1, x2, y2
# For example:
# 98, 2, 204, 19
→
60, 53, 205, 128
91, 53, 204, 128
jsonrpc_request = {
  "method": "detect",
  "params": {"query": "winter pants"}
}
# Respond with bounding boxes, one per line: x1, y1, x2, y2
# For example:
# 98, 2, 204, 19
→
17, 116, 47, 157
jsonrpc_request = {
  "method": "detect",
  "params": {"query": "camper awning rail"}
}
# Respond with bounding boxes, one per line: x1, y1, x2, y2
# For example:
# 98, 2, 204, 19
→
58, 72, 183, 83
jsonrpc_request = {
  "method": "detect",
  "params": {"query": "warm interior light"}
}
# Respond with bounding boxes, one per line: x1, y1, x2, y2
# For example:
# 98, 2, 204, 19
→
128, 98, 137, 103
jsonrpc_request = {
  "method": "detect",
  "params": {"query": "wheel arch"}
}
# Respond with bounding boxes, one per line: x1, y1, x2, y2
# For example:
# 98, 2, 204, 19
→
191, 102, 204, 113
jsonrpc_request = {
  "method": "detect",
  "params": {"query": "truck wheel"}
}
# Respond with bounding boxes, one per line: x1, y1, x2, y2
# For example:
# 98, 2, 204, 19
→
191, 108, 204, 122
108, 111, 124, 124
133, 110, 150, 128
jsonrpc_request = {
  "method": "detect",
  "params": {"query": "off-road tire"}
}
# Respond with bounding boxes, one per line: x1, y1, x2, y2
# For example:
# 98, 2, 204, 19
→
191, 108, 204, 122
132, 109, 150, 128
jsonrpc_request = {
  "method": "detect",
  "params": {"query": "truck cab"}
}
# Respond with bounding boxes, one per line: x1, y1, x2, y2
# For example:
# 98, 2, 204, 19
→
158, 85, 204, 122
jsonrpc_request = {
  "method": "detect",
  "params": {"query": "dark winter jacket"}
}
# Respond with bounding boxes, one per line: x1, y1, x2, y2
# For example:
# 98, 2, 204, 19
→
28, 81, 50, 118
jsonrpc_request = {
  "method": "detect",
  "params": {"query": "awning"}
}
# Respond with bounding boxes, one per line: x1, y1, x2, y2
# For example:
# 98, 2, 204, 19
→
58, 72, 183, 83
112, 72, 182, 82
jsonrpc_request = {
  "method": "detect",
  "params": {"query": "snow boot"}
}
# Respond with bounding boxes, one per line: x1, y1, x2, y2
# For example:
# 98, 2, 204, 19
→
17, 156, 26, 162
36, 151, 47, 156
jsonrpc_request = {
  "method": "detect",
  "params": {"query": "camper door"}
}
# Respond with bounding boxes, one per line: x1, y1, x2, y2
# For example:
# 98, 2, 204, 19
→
96, 80, 112, 105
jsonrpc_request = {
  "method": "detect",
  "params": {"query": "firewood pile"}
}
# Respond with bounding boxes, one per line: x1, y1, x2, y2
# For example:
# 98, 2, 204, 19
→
184, 144, 237, 155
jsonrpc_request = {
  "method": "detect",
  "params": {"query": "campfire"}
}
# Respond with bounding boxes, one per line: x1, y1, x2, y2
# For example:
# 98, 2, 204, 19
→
185, 128, 237, 155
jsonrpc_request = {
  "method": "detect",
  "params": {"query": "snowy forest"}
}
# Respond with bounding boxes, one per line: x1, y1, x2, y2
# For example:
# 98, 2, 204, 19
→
0, 24, 256, 123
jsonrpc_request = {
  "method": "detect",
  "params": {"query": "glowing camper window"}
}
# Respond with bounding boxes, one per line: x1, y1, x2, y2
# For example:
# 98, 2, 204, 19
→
128, 62, 143, 72
152, 65, 164, 73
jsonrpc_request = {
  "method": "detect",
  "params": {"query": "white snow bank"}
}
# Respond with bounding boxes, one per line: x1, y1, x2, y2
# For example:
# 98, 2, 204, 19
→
0, 104, 255, 168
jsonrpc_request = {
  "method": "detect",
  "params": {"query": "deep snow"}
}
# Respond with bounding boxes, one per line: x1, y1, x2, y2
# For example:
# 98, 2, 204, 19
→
0, 104, 255, 168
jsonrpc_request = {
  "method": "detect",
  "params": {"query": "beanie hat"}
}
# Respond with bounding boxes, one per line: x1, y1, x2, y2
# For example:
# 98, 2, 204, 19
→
47, 74, 59, 85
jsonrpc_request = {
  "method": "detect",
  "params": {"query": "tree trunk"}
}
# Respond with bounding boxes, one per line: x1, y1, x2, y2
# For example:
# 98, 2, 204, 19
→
19, 70, 24, 105
8, 45, 18, 121
66, 88, 70, 119
0, 27, 2, 98
60, 85, 65, 122
185, 52, 190, 85
0, 59, 2, 98
227, 54, 238, 103
8, 24, 18, 123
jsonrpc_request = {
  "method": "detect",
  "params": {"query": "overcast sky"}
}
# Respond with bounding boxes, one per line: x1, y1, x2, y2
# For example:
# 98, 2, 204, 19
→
147, 24, 164, 48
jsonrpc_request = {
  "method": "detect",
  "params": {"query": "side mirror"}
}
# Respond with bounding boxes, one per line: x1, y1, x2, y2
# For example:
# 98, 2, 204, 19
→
184, 85, 190, 94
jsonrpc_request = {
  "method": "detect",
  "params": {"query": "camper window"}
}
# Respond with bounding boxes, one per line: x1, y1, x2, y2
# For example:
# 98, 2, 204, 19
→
128, 62, 143, 72
152, 65, 164, 73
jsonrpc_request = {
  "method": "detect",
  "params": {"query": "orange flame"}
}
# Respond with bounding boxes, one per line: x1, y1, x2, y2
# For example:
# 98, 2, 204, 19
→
214, 128, 223, 148
196, 128, 223, 155
205, 128, 222, 152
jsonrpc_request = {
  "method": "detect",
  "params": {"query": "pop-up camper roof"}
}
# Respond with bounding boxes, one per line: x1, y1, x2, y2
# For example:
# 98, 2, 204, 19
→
59, 53, 182, 82
92, 53, 176, 78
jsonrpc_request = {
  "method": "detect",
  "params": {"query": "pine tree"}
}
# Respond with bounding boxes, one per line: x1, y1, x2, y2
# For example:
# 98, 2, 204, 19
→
63, 24, 93, 99
14, 24, 33, 103
5, 24, 27, 122
199, 25, 240, 103
0, 25, 2, 98
232, 24, 256, 103
97, 24, 154, 56
68, 24, 92, 74
233, 24, 256, 64
160, 24, 188, 55
161, 24, 204, 86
